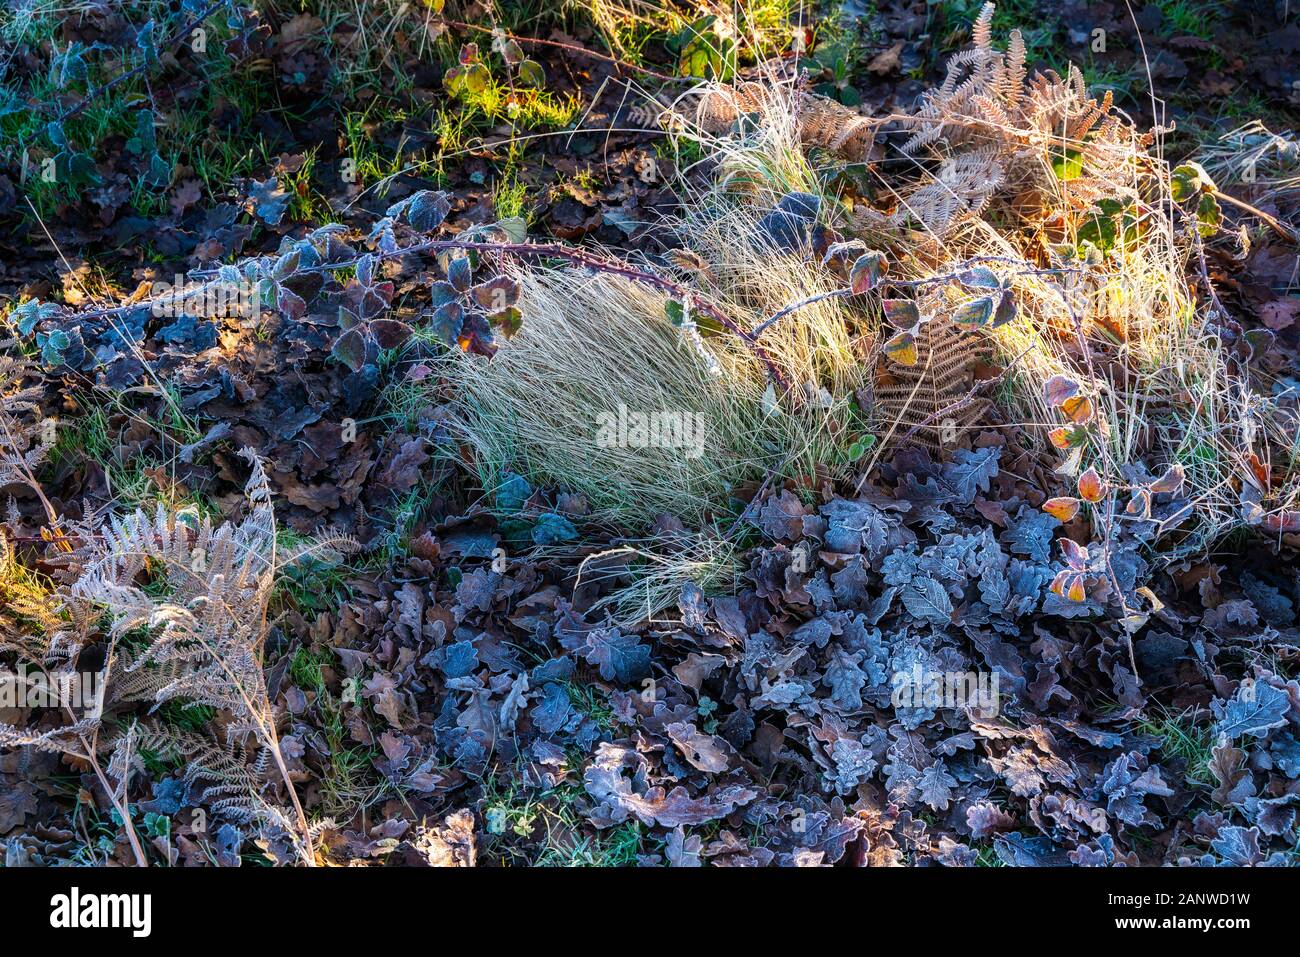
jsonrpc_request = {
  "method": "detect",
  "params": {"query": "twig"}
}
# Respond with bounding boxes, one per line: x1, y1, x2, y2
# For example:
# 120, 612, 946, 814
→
437, 16, 688, 85
1211, 189, 1299, 244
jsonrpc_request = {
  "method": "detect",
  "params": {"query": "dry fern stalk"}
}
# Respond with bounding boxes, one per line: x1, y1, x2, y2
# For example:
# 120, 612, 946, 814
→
0, 439, 350, 865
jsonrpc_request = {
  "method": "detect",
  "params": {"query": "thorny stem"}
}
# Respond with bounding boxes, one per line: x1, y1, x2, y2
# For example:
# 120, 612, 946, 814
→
186, 237, 791, 393
752, 288, 852, 337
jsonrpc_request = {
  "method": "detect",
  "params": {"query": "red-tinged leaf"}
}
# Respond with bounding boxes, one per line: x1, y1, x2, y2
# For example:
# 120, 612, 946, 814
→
470, 275, 521, 312
1077, 466, 1106, 503
276, 284, 306, 322
1060, 537, 1088, 570
1148, 463, 1185, 494
849, 251, 886, 294
882, 298, 920, 328
457, 311, 496, 357
883, 330, 918, 366
1049, 426, 1087, 449
954, 295, 994, 326
1043, 374, 1081, 407
371, 318, 413, 349
332, 327, 367, 371
1246, 452, 1271, 492
1050, 570, 1086, 602
1126, 487, 1151, 518
1261, 511, 1300, 533
1060, 394, 1094, 424
1042, 496, 1080, 521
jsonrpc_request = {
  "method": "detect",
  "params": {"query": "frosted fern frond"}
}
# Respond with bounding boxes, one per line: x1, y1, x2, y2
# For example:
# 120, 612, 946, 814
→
71, 448, 278, 740
109, 722, 289, 828
895, 149, 1005, 236
895, 2, 1146, 236
0, 352, 53, 493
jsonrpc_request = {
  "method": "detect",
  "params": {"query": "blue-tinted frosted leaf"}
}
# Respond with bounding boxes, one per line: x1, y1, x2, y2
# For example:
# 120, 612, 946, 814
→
532, 682, 576, 735
1001, 505, 1059, 562
248, 177, 289, 226
942, 446, 1000, 504
901, 577, 953, 625
1209, 825, 1264, 866
994, 833, 1072, 866
531, 512, 578, 545
11, 300, 61, 336
918, 762, 957, 811
496, 472, 532, 513
405, 190, 452, 231
1213, 681, 1290, 741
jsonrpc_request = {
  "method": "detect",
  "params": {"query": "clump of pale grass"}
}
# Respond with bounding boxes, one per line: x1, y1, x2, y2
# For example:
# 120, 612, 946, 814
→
450, 5, 1300, 555
446, 250, 864, 529
578, 534, 742, 628
444, 78, 874, 530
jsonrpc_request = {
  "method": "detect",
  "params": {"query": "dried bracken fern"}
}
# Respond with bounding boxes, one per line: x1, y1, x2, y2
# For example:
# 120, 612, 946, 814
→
896, 2, 1146, 237
71, 451, 281, 740
872, 311, 991, 453
895, 148, 1005, 238
692, 80, 877, 163
66, 449, 333, 863
0, 350, 59, 526
110, 721, 327, 861
0, 447, 353, 864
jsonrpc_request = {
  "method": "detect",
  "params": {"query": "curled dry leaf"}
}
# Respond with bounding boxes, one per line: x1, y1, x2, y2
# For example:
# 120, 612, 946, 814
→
1148, 463, 1185, 494
1042, 496, 1080, 521
1043, 374, 1080, 407
1077, 467, 1105, 503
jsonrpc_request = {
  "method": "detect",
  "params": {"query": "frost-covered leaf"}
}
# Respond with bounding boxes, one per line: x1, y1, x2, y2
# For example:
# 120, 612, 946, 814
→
901, 576, 953, 625
248, 177, 289, 226
1213, 681, 1290, 741
1001, 505, 1059, 562
917, 761, 957, 810
942, 446, 1000, 504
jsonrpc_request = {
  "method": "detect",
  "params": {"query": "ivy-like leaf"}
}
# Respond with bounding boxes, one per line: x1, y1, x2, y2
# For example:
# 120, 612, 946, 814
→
954, 295, 994, 327
849, 251, 887, 294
